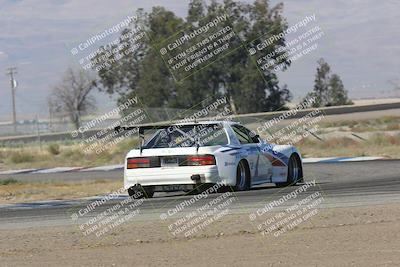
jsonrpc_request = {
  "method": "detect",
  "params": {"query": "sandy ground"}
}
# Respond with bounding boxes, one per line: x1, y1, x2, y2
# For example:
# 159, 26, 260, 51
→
1, 203, 399, 267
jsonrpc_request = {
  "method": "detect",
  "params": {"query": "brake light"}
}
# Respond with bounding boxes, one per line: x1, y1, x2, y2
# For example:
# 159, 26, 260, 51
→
186, 155, 215, 166
127, 157, 150, 169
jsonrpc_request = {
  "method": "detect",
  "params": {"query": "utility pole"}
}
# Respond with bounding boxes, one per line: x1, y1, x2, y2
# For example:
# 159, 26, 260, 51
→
36, 114, 42, 150
6, 67, 18, 133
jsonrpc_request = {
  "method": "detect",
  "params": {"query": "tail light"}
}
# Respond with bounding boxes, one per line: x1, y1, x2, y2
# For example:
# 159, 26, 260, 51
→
127, 157, 150, 169
186, 155, 216, 166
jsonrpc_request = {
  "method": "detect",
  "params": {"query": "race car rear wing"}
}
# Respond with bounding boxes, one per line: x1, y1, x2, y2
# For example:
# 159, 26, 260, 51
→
114, 122, 223, 154
114, 125, 166, 154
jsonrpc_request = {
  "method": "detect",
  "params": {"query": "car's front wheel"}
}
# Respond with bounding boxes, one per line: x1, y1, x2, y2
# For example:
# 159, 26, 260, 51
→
276, 155, 300, 187
128, 185, 154, 199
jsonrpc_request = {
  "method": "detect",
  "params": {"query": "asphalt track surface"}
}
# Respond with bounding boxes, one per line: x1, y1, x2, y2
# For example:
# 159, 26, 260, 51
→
0, 160, 399, 230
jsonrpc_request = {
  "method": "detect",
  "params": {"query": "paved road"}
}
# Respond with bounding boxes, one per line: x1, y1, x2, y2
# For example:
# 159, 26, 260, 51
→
0, 160, 399, 230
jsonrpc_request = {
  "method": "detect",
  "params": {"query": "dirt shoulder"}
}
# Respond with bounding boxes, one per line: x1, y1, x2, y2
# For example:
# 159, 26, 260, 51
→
1, 203, 399, 266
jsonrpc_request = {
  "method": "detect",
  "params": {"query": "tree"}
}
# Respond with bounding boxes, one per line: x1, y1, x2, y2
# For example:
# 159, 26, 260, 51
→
305, 58, 352, 107
94, 0, 292, 115
328, 74, 352, 106
49, 68, 96, 129
305, 58, 331, 107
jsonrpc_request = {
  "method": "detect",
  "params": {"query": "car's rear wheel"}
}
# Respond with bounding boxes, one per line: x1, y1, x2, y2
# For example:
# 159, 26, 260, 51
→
235, 160, 250, 191
128, 185, 154, 199
276, 155, 300, 187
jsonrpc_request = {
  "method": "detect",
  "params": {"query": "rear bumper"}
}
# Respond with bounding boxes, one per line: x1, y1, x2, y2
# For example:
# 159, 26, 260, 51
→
124, 165, 221, 189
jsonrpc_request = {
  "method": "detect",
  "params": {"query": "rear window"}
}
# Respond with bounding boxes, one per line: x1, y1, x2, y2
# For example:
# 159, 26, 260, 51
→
143, 124, 228, 148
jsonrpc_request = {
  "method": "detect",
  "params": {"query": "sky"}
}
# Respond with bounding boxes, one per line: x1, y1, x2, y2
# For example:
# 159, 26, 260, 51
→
0, 0, 399, 121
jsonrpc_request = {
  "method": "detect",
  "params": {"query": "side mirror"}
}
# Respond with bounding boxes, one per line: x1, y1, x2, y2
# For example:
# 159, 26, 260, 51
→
252, 134, 261, 143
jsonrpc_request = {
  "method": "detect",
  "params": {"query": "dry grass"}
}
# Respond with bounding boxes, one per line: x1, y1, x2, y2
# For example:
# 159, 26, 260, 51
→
0, 116, 399, 171
0, 138, 138, 170
0, 179, 122, 204
318, 116, 400, 133
297, 133, 400, 158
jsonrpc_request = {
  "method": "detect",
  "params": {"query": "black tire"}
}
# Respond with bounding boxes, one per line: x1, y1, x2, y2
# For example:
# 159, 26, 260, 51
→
275, 155, 301, 187
235, 160, 250, 191
128, 185, 154, 199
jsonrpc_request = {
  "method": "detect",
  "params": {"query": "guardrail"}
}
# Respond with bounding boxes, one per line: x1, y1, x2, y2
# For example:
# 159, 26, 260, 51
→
1, 101, 399, 144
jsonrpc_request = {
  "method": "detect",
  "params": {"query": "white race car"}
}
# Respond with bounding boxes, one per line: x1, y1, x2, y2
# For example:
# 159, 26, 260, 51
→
121, 121, 303, 198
